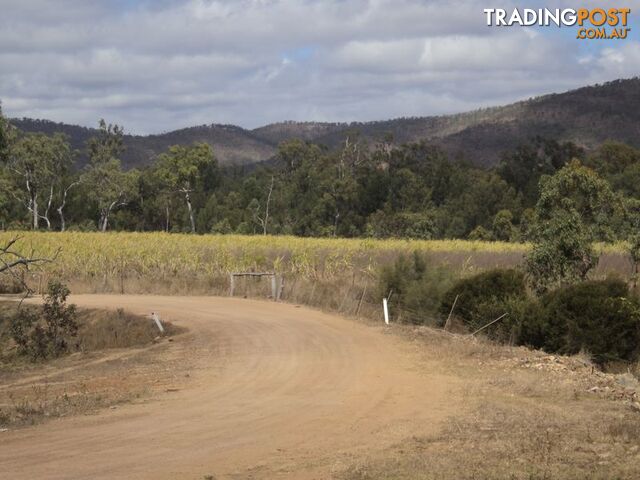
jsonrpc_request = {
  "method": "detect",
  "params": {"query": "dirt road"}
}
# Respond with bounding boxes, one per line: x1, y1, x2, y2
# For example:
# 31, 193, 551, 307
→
0, 295, 459, 479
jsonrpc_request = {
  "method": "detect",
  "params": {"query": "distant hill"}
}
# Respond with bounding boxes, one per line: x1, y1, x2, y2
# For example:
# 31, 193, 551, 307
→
9, 119, 278, 169
10, 77, 640, 169
251, 121, 347, 145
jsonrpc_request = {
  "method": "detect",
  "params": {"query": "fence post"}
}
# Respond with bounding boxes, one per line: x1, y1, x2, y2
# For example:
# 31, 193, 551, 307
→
355, 285, 367, 316
151, 312, 165, 334
470, 313, 508, 336
277, 276, 285, 301
271, 275, 277, 300
444, 294, 459, 331
383, 298, 389, 325
229, 273, 235, 297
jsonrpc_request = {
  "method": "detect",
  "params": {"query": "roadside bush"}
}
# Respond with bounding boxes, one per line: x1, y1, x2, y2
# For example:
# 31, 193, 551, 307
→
520, 278, 640, 364
378, 251, 454, 325
468, 294, 536, 343
1, 301, 182, 363
439, 268, 527, 338
9, 280, 78, 360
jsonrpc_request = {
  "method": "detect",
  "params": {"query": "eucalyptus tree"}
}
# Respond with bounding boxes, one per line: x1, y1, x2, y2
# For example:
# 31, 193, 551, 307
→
82, 120, 137, 231
6, 132, 72, 230
155, 143, 216, 233
526, 160, 621, 293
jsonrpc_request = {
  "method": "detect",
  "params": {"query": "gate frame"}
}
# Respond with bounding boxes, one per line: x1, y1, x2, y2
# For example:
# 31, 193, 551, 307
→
229, 272, 283, 301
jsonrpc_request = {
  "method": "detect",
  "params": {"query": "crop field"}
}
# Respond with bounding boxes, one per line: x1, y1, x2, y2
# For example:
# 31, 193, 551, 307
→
1, 231, 633, 318
2, 231, 530, 277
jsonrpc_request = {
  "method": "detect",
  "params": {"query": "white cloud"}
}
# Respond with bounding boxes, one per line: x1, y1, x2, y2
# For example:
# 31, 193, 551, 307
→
0, 0, 637, 133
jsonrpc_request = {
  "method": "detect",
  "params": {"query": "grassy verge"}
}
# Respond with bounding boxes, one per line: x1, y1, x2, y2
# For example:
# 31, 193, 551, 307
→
0, 301, 184, 428
338, 326, 640, 480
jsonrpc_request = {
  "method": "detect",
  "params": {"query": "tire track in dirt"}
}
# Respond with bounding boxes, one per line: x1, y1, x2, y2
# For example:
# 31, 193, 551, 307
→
0, 295, 460, 479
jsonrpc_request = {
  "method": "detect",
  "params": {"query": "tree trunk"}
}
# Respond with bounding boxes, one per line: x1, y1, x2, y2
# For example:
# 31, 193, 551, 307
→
184, 191, 195, 233
165, 203, 170, 233
58, 206, 66, 232
25, 177, 39, 230
100, 204, 115, 232
100, 213, 108, 232
32, 192, 39, 230
100, 197, 125, 232
263, 176, 274, 235
41, 184, 53, 230
57, 181, 78, 232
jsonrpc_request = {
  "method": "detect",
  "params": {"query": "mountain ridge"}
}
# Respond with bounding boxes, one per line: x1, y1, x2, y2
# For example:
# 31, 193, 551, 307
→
9, 77, 640, 169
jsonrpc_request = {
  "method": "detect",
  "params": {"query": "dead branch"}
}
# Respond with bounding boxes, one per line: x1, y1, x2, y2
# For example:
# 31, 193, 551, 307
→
0, 237, 60, 297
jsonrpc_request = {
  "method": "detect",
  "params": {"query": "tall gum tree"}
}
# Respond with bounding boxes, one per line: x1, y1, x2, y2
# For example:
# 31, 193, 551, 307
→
6, 132, 71, 230
155, 143, 216, 233
82, 120, 137, 232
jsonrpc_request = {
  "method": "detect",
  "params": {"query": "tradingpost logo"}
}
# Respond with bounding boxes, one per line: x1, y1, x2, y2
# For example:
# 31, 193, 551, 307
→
484, 8, 632, 39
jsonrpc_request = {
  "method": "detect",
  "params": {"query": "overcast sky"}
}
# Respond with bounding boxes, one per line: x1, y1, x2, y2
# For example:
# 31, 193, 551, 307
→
1, 0, 639, 133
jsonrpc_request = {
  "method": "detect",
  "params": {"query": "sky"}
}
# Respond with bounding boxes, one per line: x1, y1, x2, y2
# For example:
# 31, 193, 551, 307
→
0, 0, 639, 134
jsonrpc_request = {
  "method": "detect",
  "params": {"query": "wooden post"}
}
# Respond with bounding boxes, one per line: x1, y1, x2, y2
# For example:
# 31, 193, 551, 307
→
470, 313, 508, 336
355, 285, 367, 316
444, 294, 459, 331
229, 273, 235, 297
270, 275, 277, 300
277, 276, 285, 301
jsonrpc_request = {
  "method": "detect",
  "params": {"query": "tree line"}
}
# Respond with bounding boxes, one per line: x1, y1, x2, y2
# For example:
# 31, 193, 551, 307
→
1, 105, 639, 243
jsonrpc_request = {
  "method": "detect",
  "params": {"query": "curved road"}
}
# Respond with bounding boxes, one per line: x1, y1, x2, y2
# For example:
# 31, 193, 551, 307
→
0, 295, 458, 479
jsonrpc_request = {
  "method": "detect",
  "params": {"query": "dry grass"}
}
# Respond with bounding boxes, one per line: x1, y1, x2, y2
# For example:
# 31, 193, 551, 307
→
0, 302, 185, 428
340, 405, 640, 479
337, 326, 640, 480
0, 381, 147, 429
0, 301, 182, 363
75, 307, 183, 351
0, 231, 635, 324
2, 230, 638, 476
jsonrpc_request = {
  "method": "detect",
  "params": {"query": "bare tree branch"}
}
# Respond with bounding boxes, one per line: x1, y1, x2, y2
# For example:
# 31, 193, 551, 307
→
0, 237, 60, 298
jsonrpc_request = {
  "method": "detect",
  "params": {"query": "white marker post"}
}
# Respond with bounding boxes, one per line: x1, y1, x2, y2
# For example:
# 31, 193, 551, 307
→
151, 312, 165, 334
383, 298, 389, 325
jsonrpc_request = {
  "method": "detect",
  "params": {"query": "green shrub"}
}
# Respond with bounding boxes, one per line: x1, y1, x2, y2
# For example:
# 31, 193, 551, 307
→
439, 268, 527, 337
520, 278, 640, 364
468, 294, 536, 343
9, 280, 78, 360
367, 211, 438, 240
378, 251, 454, 325
211, 218, 232, 234
467, 225, 492, 241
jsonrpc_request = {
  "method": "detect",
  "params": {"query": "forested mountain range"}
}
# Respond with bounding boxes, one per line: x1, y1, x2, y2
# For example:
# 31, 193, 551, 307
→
10, 77, 640, 169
